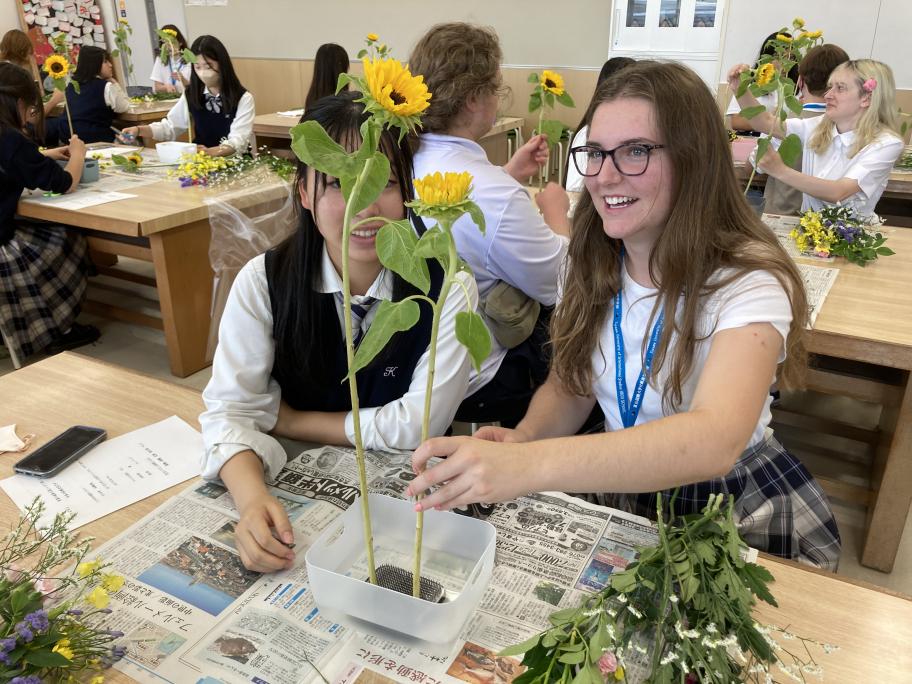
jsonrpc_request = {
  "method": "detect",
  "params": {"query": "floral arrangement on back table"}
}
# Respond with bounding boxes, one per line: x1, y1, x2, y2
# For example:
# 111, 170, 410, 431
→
169, 147, 295, 187
791, 205, 893, 265
528, 70, 575, 189
290, 33, 491, 597
1, 499, 126, 682
736, 18, 823, 192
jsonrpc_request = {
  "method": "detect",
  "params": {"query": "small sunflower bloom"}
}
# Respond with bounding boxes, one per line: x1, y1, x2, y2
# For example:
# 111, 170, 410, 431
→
414, 171, 473, 207
44, 54, 70, 78
162, 28, 178, 37
85, 586, 110, 609
540, 70, 565, 96
53, 638, 74, 660
793, 16, 805, 28
808, 30, 823, 39
755, 63, 776, 87
367, 33, 379, 41
776, 33, 792, 43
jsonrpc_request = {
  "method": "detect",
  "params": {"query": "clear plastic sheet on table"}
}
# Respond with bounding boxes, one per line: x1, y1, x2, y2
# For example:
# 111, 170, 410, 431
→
205, 174, 297, 360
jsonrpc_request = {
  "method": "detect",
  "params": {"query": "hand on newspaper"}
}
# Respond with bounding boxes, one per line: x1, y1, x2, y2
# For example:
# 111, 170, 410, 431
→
235, 493, 297, 572
408, 436, 528, 511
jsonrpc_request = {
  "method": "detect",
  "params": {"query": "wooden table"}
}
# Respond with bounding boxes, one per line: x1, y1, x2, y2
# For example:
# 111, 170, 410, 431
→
115, 100, 179, 126
16, 175, 291, 377
2, 354, 911, 683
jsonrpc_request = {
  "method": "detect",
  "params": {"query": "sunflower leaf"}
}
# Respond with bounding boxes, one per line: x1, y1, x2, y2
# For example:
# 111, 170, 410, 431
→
348, 299, 420, 377
738, 105, 766, 120
466, 201, 486, 236
556, 91, 575, 108
528, 73, 540, 84
529, 93, 542, 113
337, 72, 358, 95
182, 49, 197, 64
778, 133, 802, 167
290, 120, 359, 179
414, 227, 449, 261
456, 311, 492, 373
539, 119, 565, 145
785, 95, 802, 116
344, 150, 391, 217
377, 220, 430, 293
544, 91, 555, 108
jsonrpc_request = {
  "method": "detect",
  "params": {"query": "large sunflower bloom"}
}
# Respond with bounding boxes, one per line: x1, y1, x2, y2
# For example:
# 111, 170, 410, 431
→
755, 63, 776, 87
414, 172, 473, 207
363, 58, 431, 118
540, 70, 565, 96
44, 54, 70, 77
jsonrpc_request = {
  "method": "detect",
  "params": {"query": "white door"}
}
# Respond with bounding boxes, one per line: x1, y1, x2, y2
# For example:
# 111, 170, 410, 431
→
610, 0, 726, 86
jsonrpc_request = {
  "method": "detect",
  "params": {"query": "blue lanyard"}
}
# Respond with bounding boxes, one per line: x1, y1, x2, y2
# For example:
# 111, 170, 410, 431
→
613, 289, 664, 428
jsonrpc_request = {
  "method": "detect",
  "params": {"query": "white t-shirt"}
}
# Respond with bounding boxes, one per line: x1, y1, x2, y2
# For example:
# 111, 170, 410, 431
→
785, 117, 904, 218
583, 264, 791, 448
149, 56, 192, 92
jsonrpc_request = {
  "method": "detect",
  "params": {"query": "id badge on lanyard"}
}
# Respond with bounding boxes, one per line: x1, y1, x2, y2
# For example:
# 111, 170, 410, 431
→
613, 290, 664, 429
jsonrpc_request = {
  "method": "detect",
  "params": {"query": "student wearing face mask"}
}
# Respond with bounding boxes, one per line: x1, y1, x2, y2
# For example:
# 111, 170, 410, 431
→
121, 35, 254, 157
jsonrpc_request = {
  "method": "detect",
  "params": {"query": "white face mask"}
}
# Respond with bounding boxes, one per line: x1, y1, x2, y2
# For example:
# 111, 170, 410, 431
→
195, 66, 220, 87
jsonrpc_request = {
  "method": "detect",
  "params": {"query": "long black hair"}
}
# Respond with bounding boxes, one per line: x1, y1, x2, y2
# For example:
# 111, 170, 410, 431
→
270, 91, 418, 388
0, 61, 43, 139
186, 35, 245, 115
305, 43, 349, 110
72, 46, 110, 84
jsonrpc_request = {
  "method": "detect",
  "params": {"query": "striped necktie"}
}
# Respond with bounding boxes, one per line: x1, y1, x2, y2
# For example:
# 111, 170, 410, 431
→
336, 293, 377, 346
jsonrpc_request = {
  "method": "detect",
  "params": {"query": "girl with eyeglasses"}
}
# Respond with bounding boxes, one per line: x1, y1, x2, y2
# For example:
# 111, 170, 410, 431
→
728, 59, 903, 219
407, 60, 840, 571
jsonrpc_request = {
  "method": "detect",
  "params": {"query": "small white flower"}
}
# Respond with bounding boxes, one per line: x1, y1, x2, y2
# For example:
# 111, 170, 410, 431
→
627, 605, 643, 619
668, 594, 679, 604
617, 593, 628, 604
706, 622, 718, 634
660, 651, 679, 666
822, 643, 839, 654
780, 631, 795, 640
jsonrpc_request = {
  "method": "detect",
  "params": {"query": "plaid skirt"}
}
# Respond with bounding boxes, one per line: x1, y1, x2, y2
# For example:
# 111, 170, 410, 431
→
582, 430, 841, 571
0, 221, 89, 360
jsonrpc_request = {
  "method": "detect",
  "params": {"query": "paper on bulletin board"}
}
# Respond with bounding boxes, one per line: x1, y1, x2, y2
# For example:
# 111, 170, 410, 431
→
0, 416, 201, 528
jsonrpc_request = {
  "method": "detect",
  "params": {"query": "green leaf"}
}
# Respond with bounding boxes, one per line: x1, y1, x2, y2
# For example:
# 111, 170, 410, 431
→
111, 154, 127, 165
528, 73, 540, 84
778, 133, 802, 167
349, 299, 420, 375
876, 246, 895, 256
540, 119, 565, 145
24, 650, 72, 667
544, 91, 555, 109
357, 49, 368, 59
337, 72, 358, 94
785, 95, 802, 116
343, 150, 391, 217
736, 71, 751, 97
456, 311, 492, 372
738, 105, 766, 120
10, 584, 32, 614
414, 227, 450, 261
556, 91, 575, 108
290, 120, 360, 179
376, 220, 430, 293
182, 48, 197, 64
467, 202, 486, 235
357, 118, 381, 160
558, 651, 586, 665
741, 562, 778, 606
557, 641, 585, 653
529, 93, 542, 113
548, 607, 579, 626
610, 570, 637, 594
589, 621, 608, 662
755, 136, 771, 165
498, 633, 543, 657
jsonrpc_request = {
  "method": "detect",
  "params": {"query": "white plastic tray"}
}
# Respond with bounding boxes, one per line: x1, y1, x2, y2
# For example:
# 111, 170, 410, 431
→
306, 493, 496, 648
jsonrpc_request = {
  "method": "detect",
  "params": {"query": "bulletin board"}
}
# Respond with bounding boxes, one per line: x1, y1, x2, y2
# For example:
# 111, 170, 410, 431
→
16, 0, 108, 69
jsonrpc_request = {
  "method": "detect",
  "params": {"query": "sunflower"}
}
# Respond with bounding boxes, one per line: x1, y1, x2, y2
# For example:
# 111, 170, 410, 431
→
413, 171, 473, 207
126, 153, 143, 166
755, 63, 776, 87
363, 58, 431, 119
44, 54, 70, 77
540, 70, 565, 97
367, 33, 379, 41
162, 28, 178, 37
775, 33, 792, 43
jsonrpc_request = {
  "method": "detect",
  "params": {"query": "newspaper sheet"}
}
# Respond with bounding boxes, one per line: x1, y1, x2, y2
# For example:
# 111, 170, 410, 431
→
91, 444, 685, 684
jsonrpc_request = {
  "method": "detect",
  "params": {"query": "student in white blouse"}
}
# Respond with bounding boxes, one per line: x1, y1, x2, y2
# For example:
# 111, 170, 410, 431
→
150, 25, 191, 93
729, 58, 904, 219
199, 92, 477, 572
122, 35, 254, 157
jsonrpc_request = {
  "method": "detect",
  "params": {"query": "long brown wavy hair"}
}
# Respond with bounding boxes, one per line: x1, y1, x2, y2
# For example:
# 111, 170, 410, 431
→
552, 60, 807, 410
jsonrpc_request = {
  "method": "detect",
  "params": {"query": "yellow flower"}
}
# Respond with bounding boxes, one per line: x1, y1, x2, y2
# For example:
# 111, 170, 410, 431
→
776, 34, 792, 43
90, 677, 105, 684
367, 33, 379, 41
53, 638, 74, 660
807, 30, 823, 39
793, 16, 805, 28
363, 58, 432, 118
614, 666, 625, 680
85, 586, 110, 609
44, 54, 70, 77
540, 70, 565, 96
77, 559, 102, 577
414, 171, 473, 207
755, 63, 776, 87
101, 572, 125, 592
162, 28, 178, 37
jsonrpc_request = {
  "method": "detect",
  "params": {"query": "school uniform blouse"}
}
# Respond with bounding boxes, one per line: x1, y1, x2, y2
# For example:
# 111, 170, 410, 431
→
413, 133, 568, 390
785, 117, 904, 218
148, 88, 255, 153
199, 249, 477, 482
149, 56, 192, 92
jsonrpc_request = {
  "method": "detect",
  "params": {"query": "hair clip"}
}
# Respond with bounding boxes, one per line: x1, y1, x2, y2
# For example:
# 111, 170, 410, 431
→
863, 78, 877, 93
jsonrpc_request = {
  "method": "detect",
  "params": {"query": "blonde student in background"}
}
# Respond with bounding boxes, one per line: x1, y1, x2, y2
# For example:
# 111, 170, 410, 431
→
407, 60, 841, 572
729, 58, 903, 219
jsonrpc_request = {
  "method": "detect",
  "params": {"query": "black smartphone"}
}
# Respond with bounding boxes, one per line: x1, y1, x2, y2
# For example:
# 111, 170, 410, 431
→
13, 426, 107, 478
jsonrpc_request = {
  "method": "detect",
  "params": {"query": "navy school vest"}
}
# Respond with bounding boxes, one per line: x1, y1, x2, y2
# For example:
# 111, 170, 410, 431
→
190, 93, 237, 148
264, 237, 444, 412
66, 78, 114, 143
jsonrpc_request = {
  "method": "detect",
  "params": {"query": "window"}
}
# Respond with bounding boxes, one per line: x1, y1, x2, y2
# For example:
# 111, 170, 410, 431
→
626, 0, 647, 27
693, 0, 717, 27
659, 0, 681, 28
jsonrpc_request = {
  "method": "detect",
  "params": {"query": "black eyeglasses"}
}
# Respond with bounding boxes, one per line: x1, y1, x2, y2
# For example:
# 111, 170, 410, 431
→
570, 143, 665, 177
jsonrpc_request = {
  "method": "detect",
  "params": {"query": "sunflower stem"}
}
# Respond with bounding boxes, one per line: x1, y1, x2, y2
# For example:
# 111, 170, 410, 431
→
537, 106, 545, 191
413, 216, 458, 598
63, 91, 74, 143
344, 154, 379, 586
